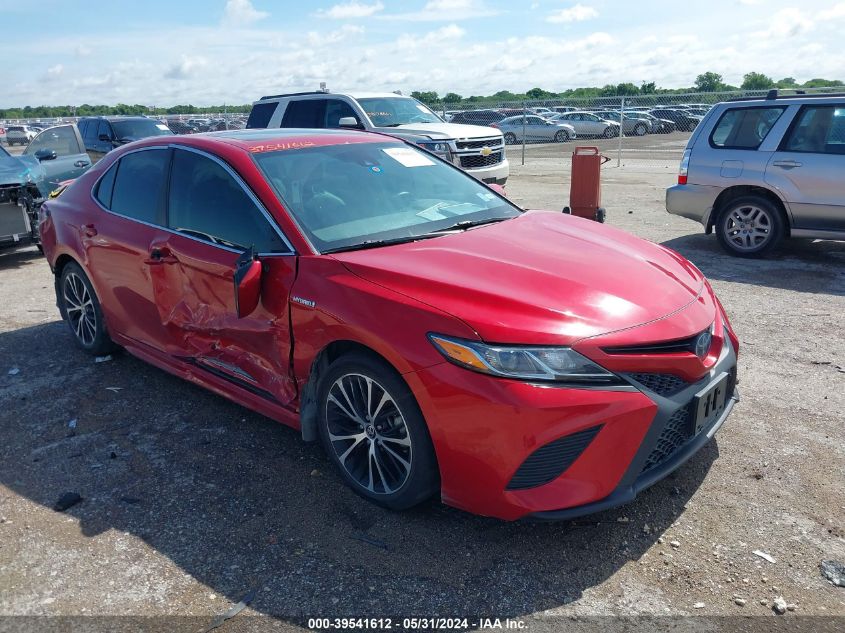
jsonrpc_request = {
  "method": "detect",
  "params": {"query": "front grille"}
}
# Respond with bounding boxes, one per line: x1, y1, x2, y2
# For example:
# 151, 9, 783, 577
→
455, 137, 502, 150
506, 425, 601, 490
640, 405, 692, 474
629, 373, 689, 397
603, 332, 704, 355
460, 152, 503, 169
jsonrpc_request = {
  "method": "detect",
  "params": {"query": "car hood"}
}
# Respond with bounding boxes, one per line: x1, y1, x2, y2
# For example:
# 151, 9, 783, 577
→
381, 122, 503, 140
331, 212, 706, 345
0, 153, 43, 188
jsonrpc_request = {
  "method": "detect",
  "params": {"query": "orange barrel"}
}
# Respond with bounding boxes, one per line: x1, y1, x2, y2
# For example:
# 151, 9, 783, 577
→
564, 146, 608, 223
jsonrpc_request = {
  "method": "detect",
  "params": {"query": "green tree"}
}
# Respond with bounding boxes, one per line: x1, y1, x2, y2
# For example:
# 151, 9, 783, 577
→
741, 72, 775, 90
443, 92, 462, 103
525, 87, 551, 99
410, 91, 439, 104
694, 72, 725, 92
615, 82, 639, 96
640, 81, 657, 94
776, 77, 798, 88
802, 77, 843, 88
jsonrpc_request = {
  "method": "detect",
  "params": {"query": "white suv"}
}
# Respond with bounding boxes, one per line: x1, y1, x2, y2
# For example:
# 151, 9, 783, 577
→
5, 125, 39, 146
246, 91, 509, 185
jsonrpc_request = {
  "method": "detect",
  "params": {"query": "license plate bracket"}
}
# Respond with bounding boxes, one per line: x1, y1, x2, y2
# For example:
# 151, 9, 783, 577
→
690, 372, 730, 436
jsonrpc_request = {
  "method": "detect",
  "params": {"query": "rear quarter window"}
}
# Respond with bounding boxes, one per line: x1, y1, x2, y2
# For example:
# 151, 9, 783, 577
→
709, 107, 785, 149
246, 102, 277, 129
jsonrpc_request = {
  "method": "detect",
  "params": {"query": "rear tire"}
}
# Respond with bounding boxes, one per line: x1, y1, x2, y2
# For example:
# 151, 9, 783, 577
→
634, 123, 647, 136
603, 126, 616, 138
504, 132, 517, 145
715, 196, 785, 258
317, 353, 439, 511
58, 262, 118, 355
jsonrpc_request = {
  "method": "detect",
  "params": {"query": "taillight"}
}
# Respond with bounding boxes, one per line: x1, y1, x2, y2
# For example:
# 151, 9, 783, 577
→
677, 149, 690, 185
490, 124, 499, 129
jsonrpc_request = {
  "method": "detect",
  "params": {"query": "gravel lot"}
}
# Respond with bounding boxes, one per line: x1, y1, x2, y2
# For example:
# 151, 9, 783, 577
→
0, 141, 843, 631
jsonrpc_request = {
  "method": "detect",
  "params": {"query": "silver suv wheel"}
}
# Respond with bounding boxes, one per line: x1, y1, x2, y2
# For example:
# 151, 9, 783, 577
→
716, 196, 785, 257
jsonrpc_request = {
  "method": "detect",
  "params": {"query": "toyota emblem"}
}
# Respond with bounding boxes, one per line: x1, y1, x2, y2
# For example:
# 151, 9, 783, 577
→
695, 331, 712, 359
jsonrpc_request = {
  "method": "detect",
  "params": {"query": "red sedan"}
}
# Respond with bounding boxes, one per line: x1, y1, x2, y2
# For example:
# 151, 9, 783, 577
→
39, 129, 739, 520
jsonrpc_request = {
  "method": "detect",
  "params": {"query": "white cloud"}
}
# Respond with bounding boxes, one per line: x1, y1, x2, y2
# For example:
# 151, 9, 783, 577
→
820, 2, 845, 19
307, 24, 365, 46
765, 7, 813, 37
74, 44, 92, 57
738, 0, 762, 5
546, 3, 599, 23
395, 23, 465, 49
223, 0, 268, 26
164, 55, 208, 79
47, 64, 63, 77
379, 0, 497, 21
315, 1, 384, 19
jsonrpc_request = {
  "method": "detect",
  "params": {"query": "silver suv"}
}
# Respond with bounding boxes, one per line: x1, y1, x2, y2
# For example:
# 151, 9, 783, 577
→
246, 91, 509, 185
666, 91, 844, 256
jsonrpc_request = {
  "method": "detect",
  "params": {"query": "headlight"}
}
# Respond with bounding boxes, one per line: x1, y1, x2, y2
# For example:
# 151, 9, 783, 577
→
417, 141, 451, 157
428, 334, 619, 384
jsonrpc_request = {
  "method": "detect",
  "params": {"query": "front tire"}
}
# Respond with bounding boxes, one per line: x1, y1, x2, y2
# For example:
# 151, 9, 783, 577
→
603, 126, 616, 138
715, 196, 785, 257
554, 130, 569, 143
634, 123, 647, 136
317, 353, 439, 510
58, 262, 118, 355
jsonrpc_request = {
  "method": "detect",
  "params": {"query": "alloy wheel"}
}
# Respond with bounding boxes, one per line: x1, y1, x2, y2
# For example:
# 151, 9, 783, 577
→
325, 373, 413, 495
721, 203, 773, 252
63, 272, 97, 346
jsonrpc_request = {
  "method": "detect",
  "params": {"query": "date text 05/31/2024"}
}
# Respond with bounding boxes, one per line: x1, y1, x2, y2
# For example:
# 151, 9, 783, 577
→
307, 618, 527, 630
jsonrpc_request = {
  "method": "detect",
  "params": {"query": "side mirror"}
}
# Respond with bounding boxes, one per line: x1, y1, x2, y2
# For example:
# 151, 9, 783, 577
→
35, 149, 57, 161
488, 183, 506, 197
234, 248, 262, 318
98, 133, 112, 142
338, 116, 364, 129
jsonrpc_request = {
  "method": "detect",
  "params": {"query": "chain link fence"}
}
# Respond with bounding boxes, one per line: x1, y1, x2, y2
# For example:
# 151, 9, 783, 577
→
433, 87, 845, 171
3, 87, 842, 171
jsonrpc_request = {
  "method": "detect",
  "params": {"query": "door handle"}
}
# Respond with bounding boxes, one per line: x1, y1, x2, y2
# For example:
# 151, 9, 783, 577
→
74, 160, 90, 168
81, 223, 97, 237
772, 160, 802, 168
146, 246, 177, 264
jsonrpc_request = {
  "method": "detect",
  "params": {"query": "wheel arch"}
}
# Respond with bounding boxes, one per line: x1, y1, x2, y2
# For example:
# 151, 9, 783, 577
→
708, 185, 791, 237
299, 340, 407, 443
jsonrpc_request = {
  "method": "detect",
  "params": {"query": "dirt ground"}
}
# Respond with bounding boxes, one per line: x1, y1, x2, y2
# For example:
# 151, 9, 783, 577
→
0, 142, 843, 631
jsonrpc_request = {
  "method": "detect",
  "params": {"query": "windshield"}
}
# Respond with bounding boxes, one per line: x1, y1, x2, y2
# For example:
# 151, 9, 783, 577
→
0, 145, 9, 158
253, 142, 520, 253
357, 97, 442, 127
111, 119, 174, 141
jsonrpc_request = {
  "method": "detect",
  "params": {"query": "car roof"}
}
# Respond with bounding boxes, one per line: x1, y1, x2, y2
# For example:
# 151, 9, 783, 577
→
259, 91, 413, 101
131, 128, 403, 153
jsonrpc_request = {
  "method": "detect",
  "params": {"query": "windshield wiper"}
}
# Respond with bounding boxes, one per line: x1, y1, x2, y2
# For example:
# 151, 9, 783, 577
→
322, 234, 441, 254
427, 217, 512, 234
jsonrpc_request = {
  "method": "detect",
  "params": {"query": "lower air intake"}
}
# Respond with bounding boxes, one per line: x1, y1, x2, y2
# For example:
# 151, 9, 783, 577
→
506, 425, 602, 491
640, 405, 692, 474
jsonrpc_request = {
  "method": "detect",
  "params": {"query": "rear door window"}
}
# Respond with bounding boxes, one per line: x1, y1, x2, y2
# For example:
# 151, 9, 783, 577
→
109, 148, 170, 224
281, 100, 327, 128
710, 107, 785, 149
782, 105, 845, 154
82, 119, 99, 144
246, 102, 277, 129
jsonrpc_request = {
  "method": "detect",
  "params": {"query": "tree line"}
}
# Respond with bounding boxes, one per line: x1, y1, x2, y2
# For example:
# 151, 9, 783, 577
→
411, 73, 843, 105
2, 72, 842, 119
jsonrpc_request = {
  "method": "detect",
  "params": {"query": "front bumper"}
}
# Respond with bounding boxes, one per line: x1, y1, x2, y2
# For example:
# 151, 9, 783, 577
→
461, 157, 510, 185
666, 183, 721, 226
407, 333, 738, 521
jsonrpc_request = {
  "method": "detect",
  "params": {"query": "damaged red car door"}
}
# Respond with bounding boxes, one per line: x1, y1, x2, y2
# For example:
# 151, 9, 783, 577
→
147, 147, 298, 405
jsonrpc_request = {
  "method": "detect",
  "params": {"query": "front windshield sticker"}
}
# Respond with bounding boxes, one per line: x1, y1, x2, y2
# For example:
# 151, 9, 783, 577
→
382, 147, 435, 167
248, 141, 316, 153
476, 192, 496, 201
156, 124, 169, 131
415, 105, 429, 113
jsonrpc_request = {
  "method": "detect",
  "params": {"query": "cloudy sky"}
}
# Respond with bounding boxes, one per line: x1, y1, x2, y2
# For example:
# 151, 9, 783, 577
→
1, 0, 842, 107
